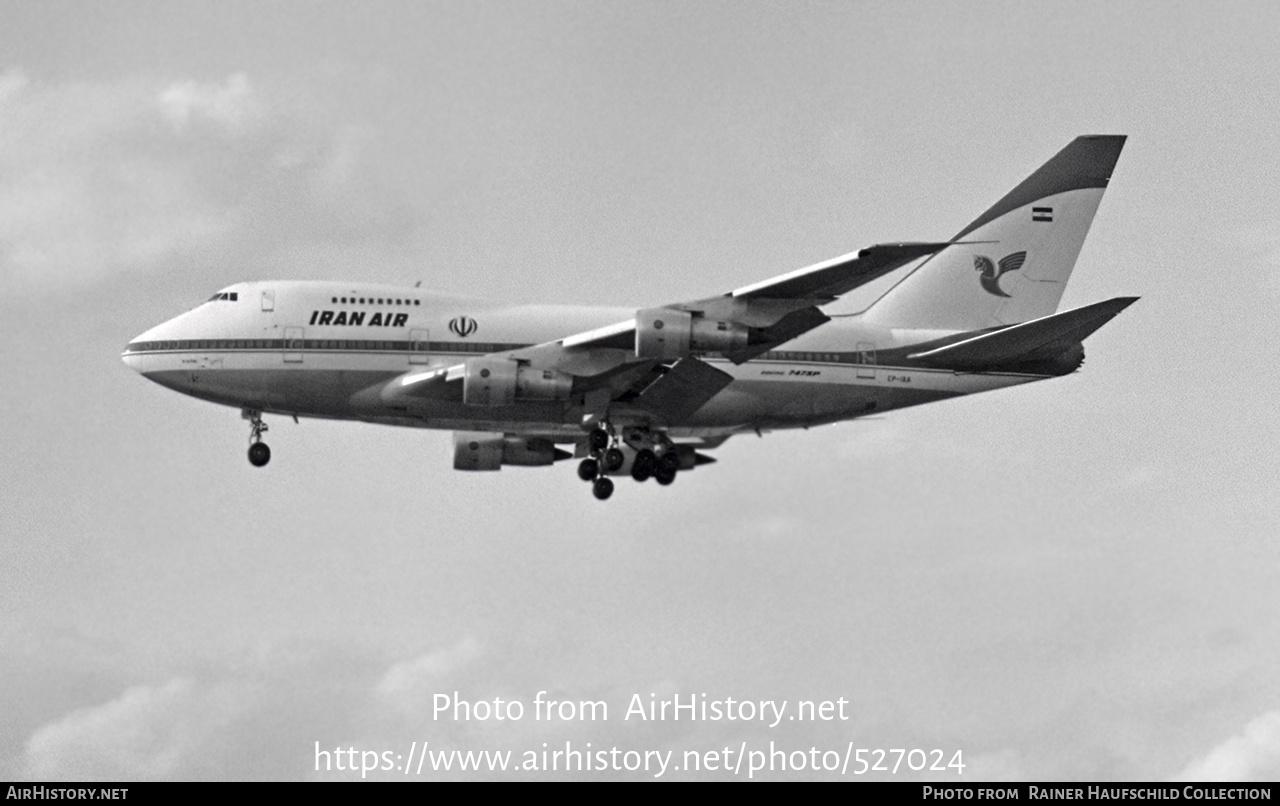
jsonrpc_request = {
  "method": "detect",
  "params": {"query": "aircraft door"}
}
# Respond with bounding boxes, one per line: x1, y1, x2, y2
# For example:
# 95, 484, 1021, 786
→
409, 329, 430, 365
856, 342, 876, 380
284, 327, 304, 363
261, 290, 275, 311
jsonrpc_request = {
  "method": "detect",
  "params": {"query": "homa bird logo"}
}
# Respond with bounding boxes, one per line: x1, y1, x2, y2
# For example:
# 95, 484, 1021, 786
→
974, 251, 1028, 297
449, 316, 478, 338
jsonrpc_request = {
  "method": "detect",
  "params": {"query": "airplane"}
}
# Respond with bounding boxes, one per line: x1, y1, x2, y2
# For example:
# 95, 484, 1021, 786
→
122, 135, 1135, 500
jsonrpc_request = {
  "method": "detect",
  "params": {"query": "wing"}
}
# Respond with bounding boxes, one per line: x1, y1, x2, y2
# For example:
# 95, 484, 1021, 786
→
391, 241, 951, 424
554, 241, 952, 357
726, 241, 955, 301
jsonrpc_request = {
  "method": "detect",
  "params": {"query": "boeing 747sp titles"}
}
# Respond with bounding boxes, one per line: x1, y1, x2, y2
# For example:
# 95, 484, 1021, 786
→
123, 136, 1135, 500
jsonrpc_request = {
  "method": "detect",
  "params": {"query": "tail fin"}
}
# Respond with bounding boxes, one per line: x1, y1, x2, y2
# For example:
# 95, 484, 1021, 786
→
862, 135, 1126, 331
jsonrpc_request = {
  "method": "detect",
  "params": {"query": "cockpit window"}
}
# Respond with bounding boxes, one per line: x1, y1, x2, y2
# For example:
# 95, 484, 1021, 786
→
207, 292, 239, 302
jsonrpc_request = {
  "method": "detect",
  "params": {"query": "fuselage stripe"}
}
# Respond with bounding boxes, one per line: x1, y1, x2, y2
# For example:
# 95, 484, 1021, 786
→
123, 340, 1051, 379
123, 338, 887, 366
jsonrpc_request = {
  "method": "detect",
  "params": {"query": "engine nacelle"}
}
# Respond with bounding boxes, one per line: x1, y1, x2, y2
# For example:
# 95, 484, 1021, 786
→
500, 436, 565, 466
672, 444, 701, 471
453, 432, 567, 470
453, 432, 504, 470
462, 357, 572, 406
635, 308, 749, 360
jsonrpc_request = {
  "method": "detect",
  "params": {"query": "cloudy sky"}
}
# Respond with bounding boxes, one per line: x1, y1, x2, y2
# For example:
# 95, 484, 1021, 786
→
2, 0, 1279, 781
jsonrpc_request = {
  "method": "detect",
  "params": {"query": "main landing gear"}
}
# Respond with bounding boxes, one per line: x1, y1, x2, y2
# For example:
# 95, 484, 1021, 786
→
629, 447, 679, 486
577, 424, 681, 500
243, 409, 270, 467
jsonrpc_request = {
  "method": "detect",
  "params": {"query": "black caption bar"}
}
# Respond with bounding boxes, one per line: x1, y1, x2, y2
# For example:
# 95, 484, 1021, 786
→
914, 785, 1274, 802
4, 781, 1277, 792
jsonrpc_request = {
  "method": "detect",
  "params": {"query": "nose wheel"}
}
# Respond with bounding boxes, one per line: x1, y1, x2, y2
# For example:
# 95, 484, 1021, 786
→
243, 409, 270, 467
248, 441, 271, 467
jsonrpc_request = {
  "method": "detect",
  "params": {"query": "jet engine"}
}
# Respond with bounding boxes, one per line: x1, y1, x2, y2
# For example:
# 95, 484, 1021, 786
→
452, 432, 572, 470
461, 357, 572, 406
634, 308, 749, 361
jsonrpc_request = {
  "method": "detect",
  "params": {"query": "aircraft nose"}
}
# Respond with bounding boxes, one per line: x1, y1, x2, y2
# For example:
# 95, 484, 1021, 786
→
121, 335, 145, 373
122, 320, 168, 375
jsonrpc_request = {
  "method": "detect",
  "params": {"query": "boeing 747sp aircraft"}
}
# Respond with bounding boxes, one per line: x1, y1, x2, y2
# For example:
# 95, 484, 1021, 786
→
123, 136, 1135, 500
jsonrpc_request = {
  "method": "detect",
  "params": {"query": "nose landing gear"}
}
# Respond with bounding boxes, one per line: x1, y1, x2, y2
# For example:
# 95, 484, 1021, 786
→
243, 409, 270, 467
248, 441, 271, 467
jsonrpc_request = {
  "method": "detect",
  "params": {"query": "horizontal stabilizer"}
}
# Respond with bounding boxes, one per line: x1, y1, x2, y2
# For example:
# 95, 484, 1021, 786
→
907, 296, 1138, 369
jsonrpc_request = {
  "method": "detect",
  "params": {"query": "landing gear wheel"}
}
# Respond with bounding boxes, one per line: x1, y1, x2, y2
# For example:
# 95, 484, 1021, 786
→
631, 449, 656, 482
660, 450, 680, 473
589, 428, 610, 453
248, 442, 271, 467
603, 447, 625, 472
578, 458, 599, 481
243, 409, 270, 466
655, 467, 676, 486
592, 477, 614, 500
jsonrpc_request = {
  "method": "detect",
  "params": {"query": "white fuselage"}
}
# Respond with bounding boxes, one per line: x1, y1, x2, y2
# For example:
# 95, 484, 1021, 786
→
122, 281, 1058, 442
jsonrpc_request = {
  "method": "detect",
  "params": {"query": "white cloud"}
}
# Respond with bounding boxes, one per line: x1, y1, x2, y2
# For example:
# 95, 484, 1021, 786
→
0, 67, 408, 292
0, 70, 247, 287
0, 67, 29, 104
1174, 711, 1280, 782
159, 73, 262, 135
20, 678, 254, 781
11, 639, 499, 781
376, 637, 483, 714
